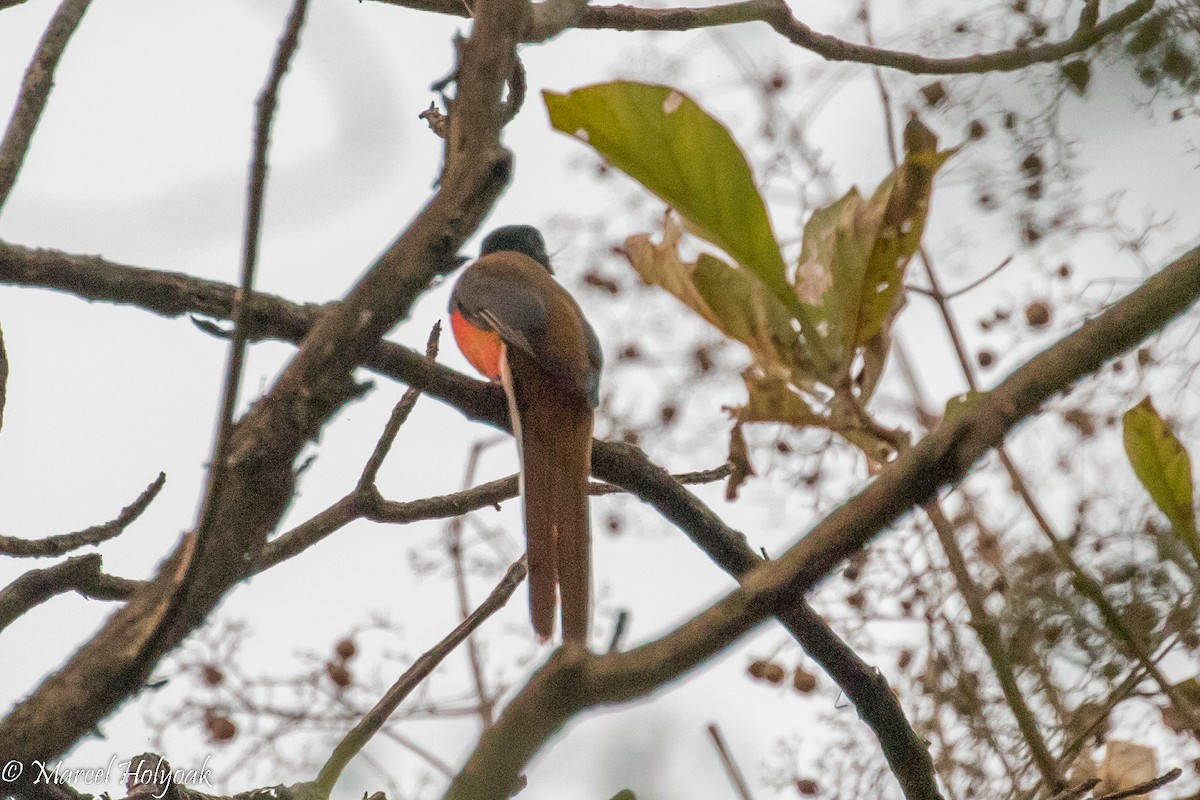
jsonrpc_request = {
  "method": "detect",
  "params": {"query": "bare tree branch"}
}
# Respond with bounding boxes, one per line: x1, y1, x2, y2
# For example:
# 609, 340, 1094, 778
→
447, 438, 507, 731
0, 0, 93, 213
258, 463, 729, 572
706, 723, 755, 800
442, 241, 1200, 799
359, 324, 441, 491
0, 243, 943, 800
1092, 768, 1181, 800
0, 0, 526, 774
526, 0, 590, 41
0, 554, 134, 632
370, 0, 1153, 75
0, 472, 165, 557
923, 502, 1062, 790
201, 0, 312, 545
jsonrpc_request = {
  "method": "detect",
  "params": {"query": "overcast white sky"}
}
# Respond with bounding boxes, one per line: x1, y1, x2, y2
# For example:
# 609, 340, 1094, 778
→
2, 1, 1199, 798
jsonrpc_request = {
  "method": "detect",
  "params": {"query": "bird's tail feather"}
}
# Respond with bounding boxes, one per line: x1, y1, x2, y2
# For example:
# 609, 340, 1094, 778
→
505, 347, 593, 643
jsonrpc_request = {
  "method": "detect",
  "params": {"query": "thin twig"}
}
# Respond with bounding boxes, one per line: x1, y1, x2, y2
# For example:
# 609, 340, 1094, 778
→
259, 462, 733, 573
861, 1, 899, 168
588, 463, 731, 495
0, 473, 165, 557
314, 560, 526, 794
922, 503, 1064, 790
201, 0, 311, 524
706, 723, 755, 800
912, 238, 1200, 738
359, 324, 441, 490
907, 256, 1015, 301
448, 438, 505, 729
0, 0, 92, 214
944, 256, 1015, 300
607, 609, 629, 653
379, 727, 457, 779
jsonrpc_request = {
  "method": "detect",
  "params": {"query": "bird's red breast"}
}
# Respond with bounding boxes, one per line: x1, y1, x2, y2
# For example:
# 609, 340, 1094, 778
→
450, 307, 504, 381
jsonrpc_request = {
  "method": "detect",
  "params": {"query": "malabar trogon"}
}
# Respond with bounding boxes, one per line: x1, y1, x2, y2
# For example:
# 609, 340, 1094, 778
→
449, 225, 602, 643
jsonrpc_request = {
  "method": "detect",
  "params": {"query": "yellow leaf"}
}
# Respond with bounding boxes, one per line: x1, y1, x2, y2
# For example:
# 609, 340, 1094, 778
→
692, 253, 805, 378
1123, 397, 1199, 566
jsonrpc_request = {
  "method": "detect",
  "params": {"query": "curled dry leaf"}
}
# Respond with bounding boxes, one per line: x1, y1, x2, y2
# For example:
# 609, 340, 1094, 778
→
1069, 746, 1099, 786
736, 368, 823, 427
624, 213, 805, 384
622, 213, 722, 330
1098, 741, 1157, 799
725, 421, 754, 500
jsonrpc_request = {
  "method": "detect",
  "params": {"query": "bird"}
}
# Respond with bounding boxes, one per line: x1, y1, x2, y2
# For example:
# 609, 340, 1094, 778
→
448, 225, 602, 643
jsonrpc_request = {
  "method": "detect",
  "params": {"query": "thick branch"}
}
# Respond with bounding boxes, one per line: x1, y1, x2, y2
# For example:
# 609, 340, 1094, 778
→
443, 242, 1200, 798
371, 0, 1153, 75
0, 243, 940, 800
526, 0, 591, 41
0, 0, 524, 771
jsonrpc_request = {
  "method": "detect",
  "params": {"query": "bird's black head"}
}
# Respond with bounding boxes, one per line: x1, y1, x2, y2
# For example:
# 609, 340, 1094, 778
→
480, 225, 552, 272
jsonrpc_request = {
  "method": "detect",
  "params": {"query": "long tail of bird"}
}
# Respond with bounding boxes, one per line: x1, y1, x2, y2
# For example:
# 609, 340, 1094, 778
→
502, 345, 593, 642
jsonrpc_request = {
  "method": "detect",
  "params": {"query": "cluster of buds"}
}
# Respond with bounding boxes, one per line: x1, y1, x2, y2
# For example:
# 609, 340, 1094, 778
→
747, 660, 818, 693
326, 637, 357, 691
199, 665, 236, 743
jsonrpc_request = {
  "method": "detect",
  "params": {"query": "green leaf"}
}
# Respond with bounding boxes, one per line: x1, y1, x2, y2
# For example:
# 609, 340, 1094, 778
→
692, 253, 805, 378
544, 81, 790, 303
1123, 397, 1200, 564
1171, 677, 1200, 709
796, 118, 954, 377
794, 188, 862, 374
